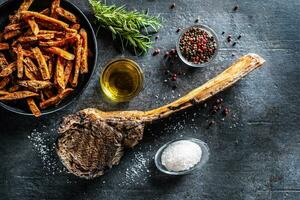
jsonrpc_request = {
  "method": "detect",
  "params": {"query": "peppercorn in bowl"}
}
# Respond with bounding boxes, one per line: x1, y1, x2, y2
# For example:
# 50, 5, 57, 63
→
176, 25, 218, 67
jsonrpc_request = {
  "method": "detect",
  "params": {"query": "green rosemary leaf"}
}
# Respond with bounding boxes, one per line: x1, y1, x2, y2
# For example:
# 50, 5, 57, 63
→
89, 0, 162, 55
108, 26, 116, 34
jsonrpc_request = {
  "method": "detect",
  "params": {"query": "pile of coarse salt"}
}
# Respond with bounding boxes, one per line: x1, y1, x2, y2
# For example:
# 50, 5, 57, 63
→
161, 140, 202, 172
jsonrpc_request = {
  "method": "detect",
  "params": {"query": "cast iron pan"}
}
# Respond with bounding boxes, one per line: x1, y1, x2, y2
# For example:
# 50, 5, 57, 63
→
0, 0, 98, 116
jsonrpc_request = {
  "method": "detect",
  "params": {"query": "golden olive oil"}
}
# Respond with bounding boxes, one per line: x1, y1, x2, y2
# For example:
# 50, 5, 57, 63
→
100, 58, 144, 102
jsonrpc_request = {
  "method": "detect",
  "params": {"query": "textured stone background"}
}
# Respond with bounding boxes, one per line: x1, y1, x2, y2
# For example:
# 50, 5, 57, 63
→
0, 0, 299, 200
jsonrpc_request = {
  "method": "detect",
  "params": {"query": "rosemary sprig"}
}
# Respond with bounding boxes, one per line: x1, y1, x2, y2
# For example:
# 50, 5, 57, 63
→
89, 0, 162, 55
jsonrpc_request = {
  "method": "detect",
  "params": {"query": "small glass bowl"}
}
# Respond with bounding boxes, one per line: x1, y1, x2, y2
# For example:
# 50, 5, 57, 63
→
100, 58, 144, 103
154, 138, 210, 175
176, 24, 219, 68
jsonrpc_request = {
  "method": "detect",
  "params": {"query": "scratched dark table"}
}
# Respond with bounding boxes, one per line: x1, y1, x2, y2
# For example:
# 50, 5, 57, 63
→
1, 0, 299, 200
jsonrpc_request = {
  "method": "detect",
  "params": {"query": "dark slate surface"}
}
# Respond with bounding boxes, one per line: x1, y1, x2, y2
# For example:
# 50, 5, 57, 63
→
0, 0, 299, 199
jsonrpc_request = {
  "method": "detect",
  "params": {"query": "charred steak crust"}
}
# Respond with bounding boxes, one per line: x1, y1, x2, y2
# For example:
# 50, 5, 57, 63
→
56, 110, 145, 179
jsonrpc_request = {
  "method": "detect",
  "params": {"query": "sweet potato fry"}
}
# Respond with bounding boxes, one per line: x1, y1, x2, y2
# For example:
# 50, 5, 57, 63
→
71, 34, 82, 87
0, 77, 10, 89
50, 0, 60, 19
0, 53, 8, 69
60, 88, 73, 99
40, 8, 50, 16
37, 33, 55, 40
70, 23, 80, 30
0, 90, 38, 101
40, 88, 73, 109
0, 62, 16, 77
0, 90, 9, 95
23, 57, 39, 76
48, 58, 54, 79
39, 30, 65, 37
32, 47, 50, 80
45, 47, 75, 60
3, 30, 22, 40
26, 18, 39, 35
64, 60, 73, 88
79, 29, 88, 74
18, 80, 52, 90
16, 44, 24, 78
21, 11, 69, 30
0, 43, 9, 50
39, 35, 77, 47
26, 97, 41, 117
18, 33, 55, 43
17, 36, 35, 43
4, 23, 27, 32
56, 57, 65, 89
65, 28, 78, 34
10, 0, 34, 23
8, 85, 20, 92
39, 40, 64, 47
24, 66, 38, 80
35, 19, 58, 30
56, 7, 77, 23
11, 40, 18, 47
40, 95, 58, 109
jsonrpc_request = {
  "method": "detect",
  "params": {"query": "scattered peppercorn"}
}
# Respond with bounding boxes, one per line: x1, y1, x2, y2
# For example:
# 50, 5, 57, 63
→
170, 3, 176, 9
170, 48, 176, 54
176, 28, 181, 33
223, 107, 230, 116
179, 27, 217, 64
227, 35, 232, 42
195, 19, 199, 23
211, 105, 218, 114
164, 51, 170, 58
207, 120, 216, 129
232, 42, 237, 47
233, 5, 239, 11
172, 85, 177, 90
232, 53, 235, 57
221, 31, 225, 35
171, 74, 177, 81
152, 48, 160, 56
216, 98, 222, 104
155, 35, 159, 40
237, 35, 242, 39
164, 69, 170, 75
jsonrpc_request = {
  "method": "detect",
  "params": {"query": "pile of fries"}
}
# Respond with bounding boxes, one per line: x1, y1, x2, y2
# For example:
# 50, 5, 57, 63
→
0, 0, 90, 117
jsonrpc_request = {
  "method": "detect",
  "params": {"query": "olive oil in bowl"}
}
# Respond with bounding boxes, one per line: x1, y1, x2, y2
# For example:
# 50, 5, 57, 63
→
100, 58, 144, 102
